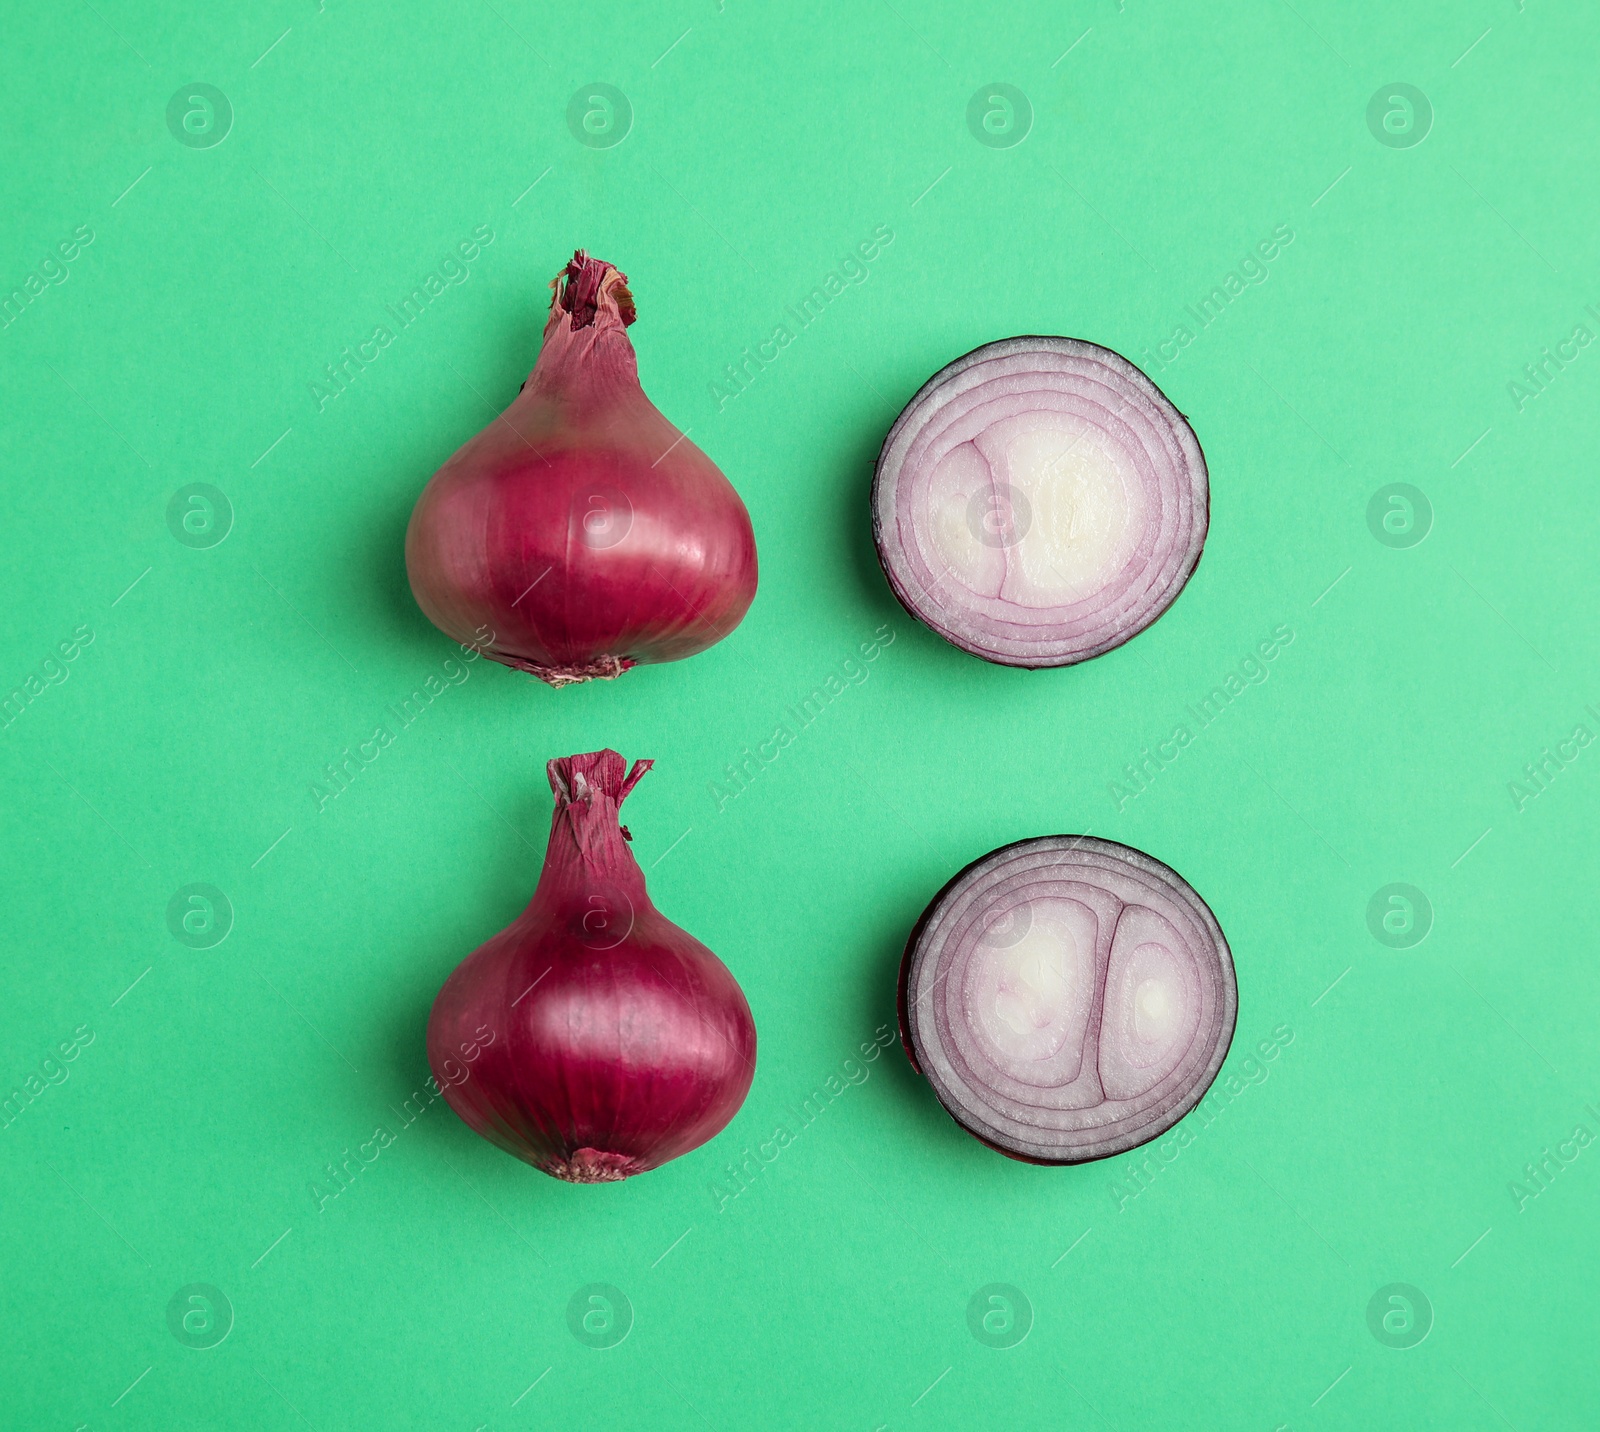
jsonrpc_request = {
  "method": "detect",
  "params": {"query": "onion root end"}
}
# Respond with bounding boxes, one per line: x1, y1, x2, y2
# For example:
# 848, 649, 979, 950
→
505, 654, 638, 687
546, 1148, 649, 1183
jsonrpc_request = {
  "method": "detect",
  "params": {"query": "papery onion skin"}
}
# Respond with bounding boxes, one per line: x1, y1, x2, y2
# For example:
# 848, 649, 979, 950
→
872, 337, 1208, 669
898, 836, 1236, 1165
406, 252, 758, 688
426, 750, 756, 1183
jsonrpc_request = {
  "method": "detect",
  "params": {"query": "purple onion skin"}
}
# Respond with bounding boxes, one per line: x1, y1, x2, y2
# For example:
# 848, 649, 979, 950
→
406, 253, 758, 688
897, 837, 1236, 1166
873, 337, 1208, 669
426, 751, 756, 1183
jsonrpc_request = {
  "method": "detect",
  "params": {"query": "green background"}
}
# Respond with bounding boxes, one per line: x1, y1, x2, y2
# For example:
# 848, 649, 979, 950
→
3, 0, 1596, 1426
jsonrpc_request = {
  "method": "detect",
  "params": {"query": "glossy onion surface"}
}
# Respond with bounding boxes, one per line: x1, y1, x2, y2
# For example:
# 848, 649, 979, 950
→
407, 253, 758, 687
427, 750, 757, 1182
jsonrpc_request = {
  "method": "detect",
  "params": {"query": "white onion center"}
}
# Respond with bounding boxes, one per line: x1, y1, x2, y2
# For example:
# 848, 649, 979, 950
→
928, 418, 1145, 608
977, 908, 1093, 1062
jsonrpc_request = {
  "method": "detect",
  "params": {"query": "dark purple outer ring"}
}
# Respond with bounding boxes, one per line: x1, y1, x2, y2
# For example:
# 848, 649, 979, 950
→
897, 836, 1237, 1165
871, 336, 1209, 668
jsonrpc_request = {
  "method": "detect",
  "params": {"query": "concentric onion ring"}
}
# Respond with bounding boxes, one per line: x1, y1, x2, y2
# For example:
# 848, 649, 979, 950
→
898, 837, 1236, 1164
872, 337, 1208, 666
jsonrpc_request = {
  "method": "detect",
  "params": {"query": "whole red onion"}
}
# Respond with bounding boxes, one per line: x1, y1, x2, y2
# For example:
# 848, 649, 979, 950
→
406, 252, 758, 687
426, 750, 756, 1182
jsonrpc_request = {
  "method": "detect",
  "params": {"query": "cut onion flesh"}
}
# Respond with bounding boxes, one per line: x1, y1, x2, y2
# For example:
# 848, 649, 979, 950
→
873, 338, 1208, 666
898, 837, 1236, 1164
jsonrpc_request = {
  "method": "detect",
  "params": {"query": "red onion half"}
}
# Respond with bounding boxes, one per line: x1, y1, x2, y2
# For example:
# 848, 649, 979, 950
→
872, 338, 1207, 667
426, 750, 756, 1182
407, 253, 758, 687
898, 837, 1235, 1163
